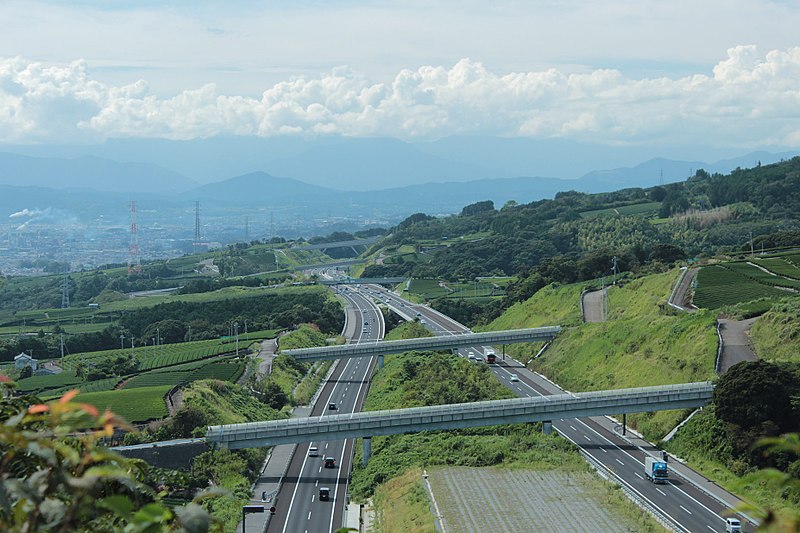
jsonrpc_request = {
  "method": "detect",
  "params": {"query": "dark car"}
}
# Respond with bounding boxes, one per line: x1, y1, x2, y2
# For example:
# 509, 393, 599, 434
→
319, 487, 331, 501
324, 457, 336, 468
328, 403, 337, 410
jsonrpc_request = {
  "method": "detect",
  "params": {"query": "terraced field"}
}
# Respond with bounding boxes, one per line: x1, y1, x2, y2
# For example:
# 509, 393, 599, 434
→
77, 385, 171, 422
752, 256, 800, 279
693, 264, 791, 308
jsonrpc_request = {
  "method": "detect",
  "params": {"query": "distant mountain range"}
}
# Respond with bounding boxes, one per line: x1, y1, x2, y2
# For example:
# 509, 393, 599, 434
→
0, 136, 797, 230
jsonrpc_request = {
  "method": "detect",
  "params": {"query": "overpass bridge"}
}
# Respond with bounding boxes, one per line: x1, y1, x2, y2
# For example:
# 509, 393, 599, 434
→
206, 381, 713, 463
319, 277, 406, 285
280, 327, 561, 364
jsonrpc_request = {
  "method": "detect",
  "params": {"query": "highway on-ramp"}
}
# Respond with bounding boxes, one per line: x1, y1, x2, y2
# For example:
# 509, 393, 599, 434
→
362, 284, 754, 533
266, 288, 383, 533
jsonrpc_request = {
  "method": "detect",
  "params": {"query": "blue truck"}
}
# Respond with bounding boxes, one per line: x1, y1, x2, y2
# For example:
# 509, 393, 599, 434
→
644, 456, 669, 484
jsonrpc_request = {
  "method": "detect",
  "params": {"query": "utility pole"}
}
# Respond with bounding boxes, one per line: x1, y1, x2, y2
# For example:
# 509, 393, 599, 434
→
234, 322, 239, 356
119, 333, 125, 350
611, 256, 618, 285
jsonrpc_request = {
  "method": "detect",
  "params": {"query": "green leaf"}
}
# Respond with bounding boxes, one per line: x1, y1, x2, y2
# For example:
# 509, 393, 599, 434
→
98, 495, 135, 520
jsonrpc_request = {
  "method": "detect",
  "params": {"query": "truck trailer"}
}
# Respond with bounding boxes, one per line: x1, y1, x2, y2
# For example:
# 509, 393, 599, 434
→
644, 456, 669, 484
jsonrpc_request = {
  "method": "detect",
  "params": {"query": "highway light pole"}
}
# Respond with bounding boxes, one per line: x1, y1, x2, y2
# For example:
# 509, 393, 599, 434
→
234, 322, 239, 356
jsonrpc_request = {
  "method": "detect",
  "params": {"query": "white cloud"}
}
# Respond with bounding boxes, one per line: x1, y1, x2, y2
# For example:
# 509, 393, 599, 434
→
1, 46, 800, 148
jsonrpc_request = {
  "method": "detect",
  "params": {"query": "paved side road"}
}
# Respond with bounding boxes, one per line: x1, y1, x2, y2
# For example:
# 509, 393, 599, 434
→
718, 318, 758, 374
581, 288, 606, 322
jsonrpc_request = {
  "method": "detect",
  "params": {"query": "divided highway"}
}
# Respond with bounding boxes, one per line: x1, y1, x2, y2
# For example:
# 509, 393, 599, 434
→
361, 284, 752, 533
266, 288, 383, 533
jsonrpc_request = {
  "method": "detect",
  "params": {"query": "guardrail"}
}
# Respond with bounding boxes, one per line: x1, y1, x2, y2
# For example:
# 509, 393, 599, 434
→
281, 327, 561, 361
207, 382, 713, 450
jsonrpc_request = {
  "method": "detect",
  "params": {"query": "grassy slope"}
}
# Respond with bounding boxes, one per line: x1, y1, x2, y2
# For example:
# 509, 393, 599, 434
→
750, 298, 800, 362
182, 379, 285, 426
372, 467, 436, 533
351, 322, 662, 532
485, 271, 719, 439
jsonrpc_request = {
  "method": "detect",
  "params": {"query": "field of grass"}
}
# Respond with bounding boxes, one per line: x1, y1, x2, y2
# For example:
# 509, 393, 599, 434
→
750, 298, 800, 362
372, 467, 436, 533
485, 271, 718, 440
694, 264, 792, 309
77, 385, 172, 422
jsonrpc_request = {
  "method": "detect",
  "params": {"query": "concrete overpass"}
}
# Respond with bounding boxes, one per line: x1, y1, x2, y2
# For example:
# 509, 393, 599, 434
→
280, 327, 561, 363
291, 237, 380, 252
319, 277, 406, 285
206, 381, 713, 463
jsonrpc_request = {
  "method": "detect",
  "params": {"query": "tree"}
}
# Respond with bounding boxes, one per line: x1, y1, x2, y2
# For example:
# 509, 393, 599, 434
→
0, 379, 222, 532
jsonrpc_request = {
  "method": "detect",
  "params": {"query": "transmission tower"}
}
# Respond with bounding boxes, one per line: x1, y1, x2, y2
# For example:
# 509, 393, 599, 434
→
194, 201, 201, 253
128, 200, 141, 275
61, 269, 70, 309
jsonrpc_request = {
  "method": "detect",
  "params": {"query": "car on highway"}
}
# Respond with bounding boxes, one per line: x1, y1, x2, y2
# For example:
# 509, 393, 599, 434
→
308, 446, 319, 457
324, 457, 336, 468
475, 356, 484, 363
319, 487, 331, 501
328, 403, 337, 410
725, 518, 742, 532
510, 374, 519, 382
467, 351, 476, 359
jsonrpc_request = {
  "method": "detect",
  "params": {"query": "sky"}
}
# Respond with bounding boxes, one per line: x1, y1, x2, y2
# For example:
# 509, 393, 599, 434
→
1, 0, 800, 150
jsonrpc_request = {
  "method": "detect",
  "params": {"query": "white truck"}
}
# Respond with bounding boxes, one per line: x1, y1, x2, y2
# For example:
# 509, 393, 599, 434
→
644, 456, 668, 484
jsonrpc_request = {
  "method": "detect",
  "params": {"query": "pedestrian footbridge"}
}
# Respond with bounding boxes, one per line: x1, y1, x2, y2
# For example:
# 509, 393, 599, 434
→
280, 327, 561, 362
206, 382, 713, 460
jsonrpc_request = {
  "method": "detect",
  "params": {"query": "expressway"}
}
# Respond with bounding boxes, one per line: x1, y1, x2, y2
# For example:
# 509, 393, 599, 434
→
266, 288, 383, 533
359, 283, 753, 533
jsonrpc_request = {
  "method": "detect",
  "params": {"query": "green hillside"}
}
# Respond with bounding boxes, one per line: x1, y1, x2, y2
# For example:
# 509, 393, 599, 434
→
485, 270, 718, 439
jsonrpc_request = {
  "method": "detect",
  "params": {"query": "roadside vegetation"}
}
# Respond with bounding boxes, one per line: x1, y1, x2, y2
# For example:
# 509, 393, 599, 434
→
664, 361, 800, 524
349, 321, 663, 531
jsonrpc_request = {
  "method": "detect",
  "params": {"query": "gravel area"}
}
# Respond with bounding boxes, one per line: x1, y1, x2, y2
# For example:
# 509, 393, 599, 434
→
429, 466, 636, 533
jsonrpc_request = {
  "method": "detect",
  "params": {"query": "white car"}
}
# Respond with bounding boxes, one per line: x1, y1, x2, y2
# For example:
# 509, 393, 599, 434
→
467, 351, 476, 359
725, 518, 742, 532
510, 374, 519, 382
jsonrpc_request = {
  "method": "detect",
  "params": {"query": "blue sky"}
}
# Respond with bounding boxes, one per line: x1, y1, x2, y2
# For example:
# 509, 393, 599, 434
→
1, 0, 800, 149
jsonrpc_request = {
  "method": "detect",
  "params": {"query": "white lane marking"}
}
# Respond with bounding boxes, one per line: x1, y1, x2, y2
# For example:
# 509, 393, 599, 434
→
600, 447, 607, 453
657, 488, 667, 496
635, 473, 644, 480
325, 443, 329, 449
680, 505, 692, 515
307, 511, 312, 520
570, 425, 577, 431
583, 435, 591, 441
311, 495, 315, 503
706, 526, 716, 532
615, 458, 625, 466
318, 467, 321, 473
315, 480, 319, 486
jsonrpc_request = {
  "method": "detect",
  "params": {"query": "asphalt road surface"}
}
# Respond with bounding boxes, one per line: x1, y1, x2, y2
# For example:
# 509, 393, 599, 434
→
364, 284, 755, 533
266, 288, 383, 533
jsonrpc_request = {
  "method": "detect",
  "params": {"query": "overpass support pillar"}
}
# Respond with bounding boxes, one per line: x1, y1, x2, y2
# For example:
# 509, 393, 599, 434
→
362, 437, 372, 466
377, 355, 384, 369
542, 421, 553, 435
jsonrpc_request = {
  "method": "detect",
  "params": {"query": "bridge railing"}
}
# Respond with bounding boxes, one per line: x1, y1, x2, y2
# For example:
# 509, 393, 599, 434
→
206, 382, 713, 449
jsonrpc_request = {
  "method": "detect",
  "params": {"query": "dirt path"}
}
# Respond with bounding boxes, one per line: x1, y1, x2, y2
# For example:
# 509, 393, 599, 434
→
581, 288, 606, 322
717, 317, 758, 374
